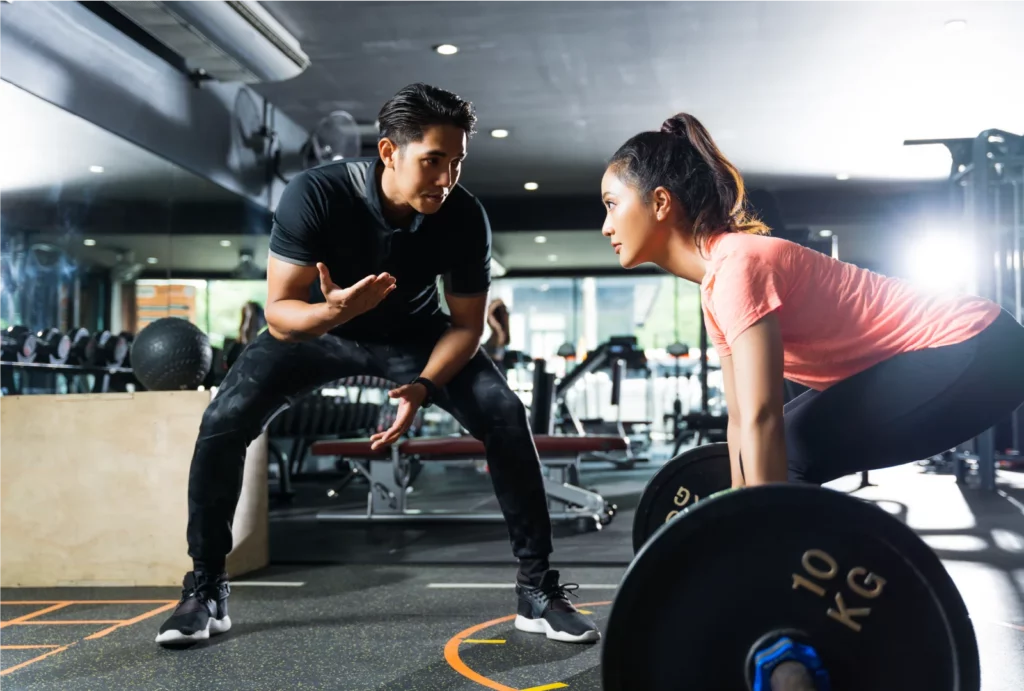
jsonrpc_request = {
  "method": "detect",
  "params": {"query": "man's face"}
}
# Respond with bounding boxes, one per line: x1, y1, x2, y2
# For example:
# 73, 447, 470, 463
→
386, 124, 467, 214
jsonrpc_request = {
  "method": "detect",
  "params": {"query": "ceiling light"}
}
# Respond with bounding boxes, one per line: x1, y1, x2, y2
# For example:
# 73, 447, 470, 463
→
819, 229, 834, 238
944, 20, 967, 33
836, 173, 850, 181
147, 257, 158, 264
534, 235, 547, 244
89, 165, 104, 174
524, 182, 539, 191
220, 240, 232, 247
490, 129, 509, 139
83, 238, 97, 247
547, 254, 558, 262
434, 44, 458, 55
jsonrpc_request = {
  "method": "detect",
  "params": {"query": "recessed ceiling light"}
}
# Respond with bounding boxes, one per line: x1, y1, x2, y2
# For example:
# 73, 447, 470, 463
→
944, 19, 967, 33
836, 173, 850, 181
534, 235, 547, 244
547, 254, 558, 262
524, 182, 539, 191
434, 44, 458, 55
89, 165, 104, 174
147, 257, 158, 264
490, 129, 509, 139
219, 240, 232, 247
819, 229, 834, 238
83, 238, 97, 247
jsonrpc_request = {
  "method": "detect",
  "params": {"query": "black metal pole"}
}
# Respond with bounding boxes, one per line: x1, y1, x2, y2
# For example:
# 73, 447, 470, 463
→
699, 298, 709, 414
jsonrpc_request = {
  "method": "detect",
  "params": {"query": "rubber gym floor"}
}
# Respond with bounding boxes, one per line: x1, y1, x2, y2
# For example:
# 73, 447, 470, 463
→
3, 457, 1023, 691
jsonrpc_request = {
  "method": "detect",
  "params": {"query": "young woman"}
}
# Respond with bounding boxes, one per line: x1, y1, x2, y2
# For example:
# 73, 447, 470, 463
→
601, 113, 1024, 487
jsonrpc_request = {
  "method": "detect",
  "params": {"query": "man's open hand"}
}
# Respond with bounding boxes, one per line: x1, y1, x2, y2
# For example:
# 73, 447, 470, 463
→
369, 383, 428, 450
318, 263, 396, 320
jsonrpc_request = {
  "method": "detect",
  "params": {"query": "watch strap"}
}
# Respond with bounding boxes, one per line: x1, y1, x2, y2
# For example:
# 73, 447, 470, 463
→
412, 376, 438, 408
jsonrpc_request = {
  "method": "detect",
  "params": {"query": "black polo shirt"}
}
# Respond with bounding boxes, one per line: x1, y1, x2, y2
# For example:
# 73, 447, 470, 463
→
268, 157, 492, 340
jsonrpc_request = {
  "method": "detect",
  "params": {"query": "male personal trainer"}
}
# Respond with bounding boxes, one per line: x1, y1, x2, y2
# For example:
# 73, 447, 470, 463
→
156, 84, 600, 646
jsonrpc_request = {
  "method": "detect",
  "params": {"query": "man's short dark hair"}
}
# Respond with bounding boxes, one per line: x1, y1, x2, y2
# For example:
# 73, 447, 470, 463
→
377, 83, 477, 147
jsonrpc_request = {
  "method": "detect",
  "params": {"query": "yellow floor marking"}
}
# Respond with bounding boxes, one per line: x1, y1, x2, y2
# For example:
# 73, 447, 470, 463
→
0, 599, 177, 675
18, 620, 123, 625
445, 601, 611, 691
86, 601, 177, 640
1, 600, 174, 605
463, 639, 506, 644
0, 645, 75, 676
0, 603, 72, 629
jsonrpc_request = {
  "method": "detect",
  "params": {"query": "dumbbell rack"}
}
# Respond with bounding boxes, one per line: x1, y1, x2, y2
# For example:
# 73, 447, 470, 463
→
0, 361, 134, 396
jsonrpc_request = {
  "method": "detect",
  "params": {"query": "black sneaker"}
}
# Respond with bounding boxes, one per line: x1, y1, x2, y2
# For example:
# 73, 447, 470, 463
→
514, 570, 600, 643
155, 571, 231, 646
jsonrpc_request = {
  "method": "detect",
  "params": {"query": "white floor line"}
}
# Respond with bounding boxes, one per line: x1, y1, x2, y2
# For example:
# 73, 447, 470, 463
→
231, 581, 306, 587
997, 489, 1024, 516
981, 619, 1024, 633
427, 583, 618, 589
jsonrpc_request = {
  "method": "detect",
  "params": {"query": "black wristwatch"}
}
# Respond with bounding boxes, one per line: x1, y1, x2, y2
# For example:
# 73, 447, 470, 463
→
412, 376, 438, 408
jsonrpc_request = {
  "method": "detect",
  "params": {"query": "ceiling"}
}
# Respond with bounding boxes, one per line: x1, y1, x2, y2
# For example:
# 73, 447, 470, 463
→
5, 2, 1020, 275
257, 1, 1024, 197
0, 79, 242, 202
33, 230, 625, 275
34, 227, 855, 276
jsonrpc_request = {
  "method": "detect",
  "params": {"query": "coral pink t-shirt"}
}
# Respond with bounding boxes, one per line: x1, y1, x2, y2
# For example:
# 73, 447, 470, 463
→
700, 233, 1001, 391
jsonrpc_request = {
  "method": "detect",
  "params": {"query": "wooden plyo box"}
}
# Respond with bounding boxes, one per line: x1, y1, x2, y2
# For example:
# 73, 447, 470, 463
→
1, 391, 268, 587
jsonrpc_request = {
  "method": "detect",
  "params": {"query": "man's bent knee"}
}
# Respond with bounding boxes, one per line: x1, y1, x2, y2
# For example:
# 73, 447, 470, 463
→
486, 390, 530, 429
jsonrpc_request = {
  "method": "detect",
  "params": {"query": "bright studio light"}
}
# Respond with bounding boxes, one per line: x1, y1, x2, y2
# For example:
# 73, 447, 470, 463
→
906, 231, 975, 293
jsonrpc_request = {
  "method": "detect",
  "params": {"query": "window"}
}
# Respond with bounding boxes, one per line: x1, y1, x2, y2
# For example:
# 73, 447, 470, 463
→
207, 280, 267, 347
134, 279, 266, 348
489, 275, 702, 360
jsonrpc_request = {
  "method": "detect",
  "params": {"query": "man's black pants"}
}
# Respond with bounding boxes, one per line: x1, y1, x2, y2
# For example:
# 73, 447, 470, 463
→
186, 327, 553, 574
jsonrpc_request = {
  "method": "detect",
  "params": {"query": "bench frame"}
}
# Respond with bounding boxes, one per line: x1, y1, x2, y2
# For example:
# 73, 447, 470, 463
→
313, 437, 619, 529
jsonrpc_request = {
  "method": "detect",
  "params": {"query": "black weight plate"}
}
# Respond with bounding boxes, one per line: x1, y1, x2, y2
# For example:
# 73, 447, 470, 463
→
603, 485, 980, 691
631, 443, 732, 552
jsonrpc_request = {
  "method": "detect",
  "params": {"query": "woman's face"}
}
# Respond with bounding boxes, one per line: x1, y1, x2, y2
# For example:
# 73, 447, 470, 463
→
600, 167, 669, 269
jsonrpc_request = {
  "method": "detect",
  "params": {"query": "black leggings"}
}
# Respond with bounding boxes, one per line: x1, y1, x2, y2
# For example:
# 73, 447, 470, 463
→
186, 327, 553, 572
783, 310, 1024, 484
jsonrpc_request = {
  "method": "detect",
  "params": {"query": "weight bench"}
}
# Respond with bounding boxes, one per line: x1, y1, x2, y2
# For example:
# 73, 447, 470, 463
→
311, 434, 625, 529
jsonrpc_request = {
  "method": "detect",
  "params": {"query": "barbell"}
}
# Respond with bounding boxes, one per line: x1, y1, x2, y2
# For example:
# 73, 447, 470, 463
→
603, 445, 980, 690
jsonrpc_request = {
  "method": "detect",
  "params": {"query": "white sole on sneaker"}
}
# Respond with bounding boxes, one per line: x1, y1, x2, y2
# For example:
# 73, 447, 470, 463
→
155, 616, 232, 645
514, 614, 601, 644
